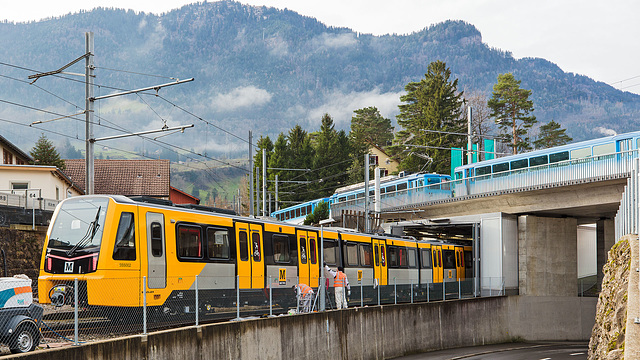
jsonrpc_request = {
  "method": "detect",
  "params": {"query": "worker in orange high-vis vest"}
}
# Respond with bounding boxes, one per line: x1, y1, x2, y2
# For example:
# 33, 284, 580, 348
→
293, 283, 314, 313
325, 263, 350, 309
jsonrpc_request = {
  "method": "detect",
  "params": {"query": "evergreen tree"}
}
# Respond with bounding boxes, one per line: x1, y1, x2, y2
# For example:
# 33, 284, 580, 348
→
30, 133, 66, 169
268, 133, 290, 209
393, 61, 465, 174
312, 114, 351, 197
348, 107, 393, 183
488, 73, 537, 154
303, 201, 329, 225
286, 125, 314, 203
533, 120, 572, 149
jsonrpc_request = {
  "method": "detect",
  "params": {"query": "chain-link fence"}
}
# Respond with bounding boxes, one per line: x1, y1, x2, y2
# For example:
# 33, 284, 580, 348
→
36, 275, 503, 347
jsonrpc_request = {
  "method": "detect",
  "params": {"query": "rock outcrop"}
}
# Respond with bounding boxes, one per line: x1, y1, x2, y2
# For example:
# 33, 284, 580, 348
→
588, 238, 630, 360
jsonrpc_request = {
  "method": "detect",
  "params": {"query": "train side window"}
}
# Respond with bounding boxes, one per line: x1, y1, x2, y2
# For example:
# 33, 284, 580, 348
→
388, 247, 398, 267
381, 245, 386, 266
549, 151, 569, 163
492, 163, 509, 173
252, 232, 261, 262
272, 235, 290, 263
443, 250, 456, 269
207, 228, 230, 260
360, 244, 373, 267
593, 143, 616, 159
397, 247, 405, 267
150, 222, 163, 257
309, 237, 317, 264
475, 166, 491, 176
397, 183, 407, 191
570, 147, 591, 159
323, 239, 338, 265
421, 249, 432, 269
529, 155, 548, 167
299, 238, 307, 264
407, 248, 417, 268
510, 159, 528, 170
113, 212, 135, 261
464, 251, 473, 269
177, 225, 202, 259
238, 231, 249, 261
454, 171, 463, 180
295, 208, 301, 218
307, 205, 312, 214
346, 243, 358, 266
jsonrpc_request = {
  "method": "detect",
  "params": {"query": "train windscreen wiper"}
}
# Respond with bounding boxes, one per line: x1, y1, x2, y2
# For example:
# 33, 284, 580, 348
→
66, 206, 101, 257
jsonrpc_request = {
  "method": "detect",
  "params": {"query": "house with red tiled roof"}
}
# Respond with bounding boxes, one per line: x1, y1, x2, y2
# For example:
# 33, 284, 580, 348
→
64, 159, 171, 199
63, 159, 199, 204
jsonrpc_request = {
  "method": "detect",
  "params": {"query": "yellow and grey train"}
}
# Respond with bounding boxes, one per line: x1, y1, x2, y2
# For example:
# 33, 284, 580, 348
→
38, 195, 472, 315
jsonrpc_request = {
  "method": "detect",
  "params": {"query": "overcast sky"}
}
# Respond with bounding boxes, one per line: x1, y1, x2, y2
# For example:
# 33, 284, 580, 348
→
3, 0, 640, 94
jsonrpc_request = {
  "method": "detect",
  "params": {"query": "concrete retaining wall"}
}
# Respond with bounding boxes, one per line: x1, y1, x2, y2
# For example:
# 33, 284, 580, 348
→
10, 295, 596, 360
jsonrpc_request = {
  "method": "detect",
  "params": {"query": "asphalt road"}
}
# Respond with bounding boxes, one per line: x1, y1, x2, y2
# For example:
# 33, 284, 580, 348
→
392, 342, 588, 360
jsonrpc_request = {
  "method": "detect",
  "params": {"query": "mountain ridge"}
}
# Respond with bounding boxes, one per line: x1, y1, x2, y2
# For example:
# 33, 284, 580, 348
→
0, 1, 638, 156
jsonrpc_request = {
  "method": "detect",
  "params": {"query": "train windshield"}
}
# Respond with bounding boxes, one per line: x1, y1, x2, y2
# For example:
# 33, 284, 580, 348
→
47, 197, 109, 253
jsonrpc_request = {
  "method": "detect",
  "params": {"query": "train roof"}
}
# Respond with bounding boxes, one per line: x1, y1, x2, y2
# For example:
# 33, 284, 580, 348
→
454, 129, 640, 172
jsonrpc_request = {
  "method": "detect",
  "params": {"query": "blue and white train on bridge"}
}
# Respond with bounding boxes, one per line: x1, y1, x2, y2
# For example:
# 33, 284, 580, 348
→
272, 130, 640, 223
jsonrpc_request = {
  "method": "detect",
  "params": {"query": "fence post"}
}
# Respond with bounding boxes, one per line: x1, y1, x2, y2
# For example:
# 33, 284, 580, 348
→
489, 277, 492, 297
377, 281, 380, 306
143, 276, 147, 335
394, 277, 397, 305
74, 278, 78, 346
360, 280, 363, 307
269, 275, 272, 317
195, 275, 199, 326
427, 283, 429, 302
442, 280, 445, 301
236, 275, 240, 319
458, 279, 461, 299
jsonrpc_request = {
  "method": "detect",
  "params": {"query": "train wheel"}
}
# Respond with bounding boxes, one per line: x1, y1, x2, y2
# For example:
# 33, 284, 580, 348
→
9, 322, 40, 353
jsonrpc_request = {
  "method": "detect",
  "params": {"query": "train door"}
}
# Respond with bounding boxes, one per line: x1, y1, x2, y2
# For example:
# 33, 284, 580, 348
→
297, 230, 310, 285
249, 224, 264, 289
373, 239, 388, 286
235, 222, 251, 288
431, 245, 443, 283
455, 247, 465, 280
146, 212, 166, 289
308, 231, 319, 287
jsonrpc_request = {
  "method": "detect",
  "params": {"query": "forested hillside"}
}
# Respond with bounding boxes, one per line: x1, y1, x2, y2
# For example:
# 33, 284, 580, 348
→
0, 0, 638, 156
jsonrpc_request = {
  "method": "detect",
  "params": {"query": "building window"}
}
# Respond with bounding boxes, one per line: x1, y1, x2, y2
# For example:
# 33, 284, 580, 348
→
56, 187, 60, 200
11, 182, 28, 193
369, 154, 379, 166
3, 149, 13, 165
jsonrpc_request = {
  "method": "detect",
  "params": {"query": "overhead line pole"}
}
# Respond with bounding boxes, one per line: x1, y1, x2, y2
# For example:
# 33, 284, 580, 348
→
86, 32, 95, 194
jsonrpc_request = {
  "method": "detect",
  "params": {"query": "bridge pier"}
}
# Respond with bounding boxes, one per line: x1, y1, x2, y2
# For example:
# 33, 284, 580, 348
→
596, 219, 615, 291
518, 215, 578, 296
